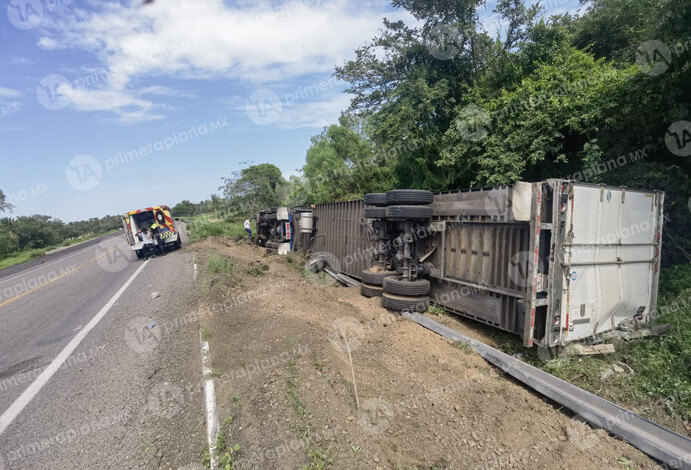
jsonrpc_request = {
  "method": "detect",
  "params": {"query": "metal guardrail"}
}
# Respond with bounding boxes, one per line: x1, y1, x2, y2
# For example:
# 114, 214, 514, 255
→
401, 311, 691, 470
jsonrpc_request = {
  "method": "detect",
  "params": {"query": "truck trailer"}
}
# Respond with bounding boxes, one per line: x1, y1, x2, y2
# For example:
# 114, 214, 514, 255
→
288, 179, 664, 348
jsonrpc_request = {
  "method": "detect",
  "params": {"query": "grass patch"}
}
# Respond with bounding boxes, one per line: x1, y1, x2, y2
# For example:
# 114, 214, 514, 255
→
0, 229, 120, 271
304, 445, 333, 470
188, 217, 253, 242
201, 328, 210, 341
455, 341, 472, 354
473, 264, 691, 420
215, 430, 241, 470
208, 254, 233, 274
286, 359, 308, 420
427, 305, 445, 316
247, 266, 265, 276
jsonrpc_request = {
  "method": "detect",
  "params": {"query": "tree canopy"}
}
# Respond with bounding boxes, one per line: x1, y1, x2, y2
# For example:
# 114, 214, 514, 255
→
300, 0, 690, 265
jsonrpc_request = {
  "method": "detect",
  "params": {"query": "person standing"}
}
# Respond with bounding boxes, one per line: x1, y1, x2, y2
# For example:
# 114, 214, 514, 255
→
244, 218, 252, 238
150, 221, 166, 256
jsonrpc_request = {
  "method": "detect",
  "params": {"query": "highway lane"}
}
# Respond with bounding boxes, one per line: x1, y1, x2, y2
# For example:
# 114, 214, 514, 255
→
0, 227, 206, 469
0, 233, 140, 411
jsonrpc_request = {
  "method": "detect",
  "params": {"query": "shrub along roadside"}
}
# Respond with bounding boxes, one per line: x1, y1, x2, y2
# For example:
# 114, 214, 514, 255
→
186, 217, 255, 243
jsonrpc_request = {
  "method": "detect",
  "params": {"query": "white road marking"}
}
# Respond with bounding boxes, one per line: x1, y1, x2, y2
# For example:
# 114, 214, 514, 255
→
200, 331, 219, 469
0, 260, 149, 437
0, 234, 121, 286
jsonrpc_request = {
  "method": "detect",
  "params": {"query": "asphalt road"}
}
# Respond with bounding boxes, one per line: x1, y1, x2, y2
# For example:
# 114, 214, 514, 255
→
0, 227, 206, 469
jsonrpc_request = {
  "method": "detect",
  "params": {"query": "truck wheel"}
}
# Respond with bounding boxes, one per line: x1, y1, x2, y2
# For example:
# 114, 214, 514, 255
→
361, 283, 384, 298
385, 205, 433, 220
360, 267, 397, 286
364, 193, 388, 206
174, 237, 182, 249
383, 276, 430, 296
135, 250, 144, 259
381, 293, 430, 312
386, 189, 434, 205
363, 207, 387, 219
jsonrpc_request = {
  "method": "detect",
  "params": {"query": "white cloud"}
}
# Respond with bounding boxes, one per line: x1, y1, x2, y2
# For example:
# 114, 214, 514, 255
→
0, 87, 20, 98
138, 86, 196, 98
57, 84, 163, 122
277, 93, 351, 129
36, 0, 402, 121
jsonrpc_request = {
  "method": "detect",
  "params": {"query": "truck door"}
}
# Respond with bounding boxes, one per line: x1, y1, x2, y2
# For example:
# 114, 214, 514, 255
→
121, 215, 135, 246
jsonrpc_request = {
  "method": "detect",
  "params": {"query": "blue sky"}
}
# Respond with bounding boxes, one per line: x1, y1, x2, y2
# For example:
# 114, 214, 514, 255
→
0, 0, 581, 222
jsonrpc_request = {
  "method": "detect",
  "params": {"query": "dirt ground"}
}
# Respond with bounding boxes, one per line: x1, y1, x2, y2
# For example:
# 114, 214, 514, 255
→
187, 237, 663, 470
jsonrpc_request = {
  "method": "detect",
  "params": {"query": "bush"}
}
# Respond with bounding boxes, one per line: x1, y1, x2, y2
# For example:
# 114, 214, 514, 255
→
207, 254, 233, 274
189, 219, 248, 242
658, 263, 691, 299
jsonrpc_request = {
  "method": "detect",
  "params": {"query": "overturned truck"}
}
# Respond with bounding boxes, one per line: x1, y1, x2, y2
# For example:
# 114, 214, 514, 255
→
280, 180, 665, 348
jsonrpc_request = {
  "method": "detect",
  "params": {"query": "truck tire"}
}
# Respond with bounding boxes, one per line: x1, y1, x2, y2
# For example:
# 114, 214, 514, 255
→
381, 293, 430, 312
363, 207, 386, 219
385, 205, 433, 220
361, 283, 384, 298
386, 189, 434, 205
174, 237, 182, 249
360, 267, 397, 286
364, 193, 388, 206
135, 249, 144, 259
383, 276, 430, 296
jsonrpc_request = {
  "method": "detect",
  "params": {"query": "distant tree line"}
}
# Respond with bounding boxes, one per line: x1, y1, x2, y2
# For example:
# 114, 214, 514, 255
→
0, 192, 121, 259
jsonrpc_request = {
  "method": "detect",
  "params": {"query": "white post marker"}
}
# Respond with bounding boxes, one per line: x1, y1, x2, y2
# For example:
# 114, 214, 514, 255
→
200, 330, 219, 468
0, 260, 150, 436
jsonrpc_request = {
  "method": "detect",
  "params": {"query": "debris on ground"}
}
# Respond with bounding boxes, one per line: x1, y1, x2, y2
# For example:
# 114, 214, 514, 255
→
569, 343, 616, 356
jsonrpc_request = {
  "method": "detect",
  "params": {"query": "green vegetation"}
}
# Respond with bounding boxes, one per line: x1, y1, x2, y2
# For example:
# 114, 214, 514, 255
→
286, 359, 308, 420
304, 445, 333, 470
294, 0, 688, 267
0, 212, 122, 268
426, 305, 445, 316
215, 430, 241, 470
246, 265, 265, 277
189, 218, 250, 242
481, 265, 691, 419
207, 254, 233, 274
455, 342, 472, 354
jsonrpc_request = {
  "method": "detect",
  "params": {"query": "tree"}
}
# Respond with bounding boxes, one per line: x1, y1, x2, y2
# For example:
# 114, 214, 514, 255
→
209, 194, 222, 219
0, 190, 13, 213
172, 200, 198, 217
220, 163, 286, 215
303, 117, 394, 203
